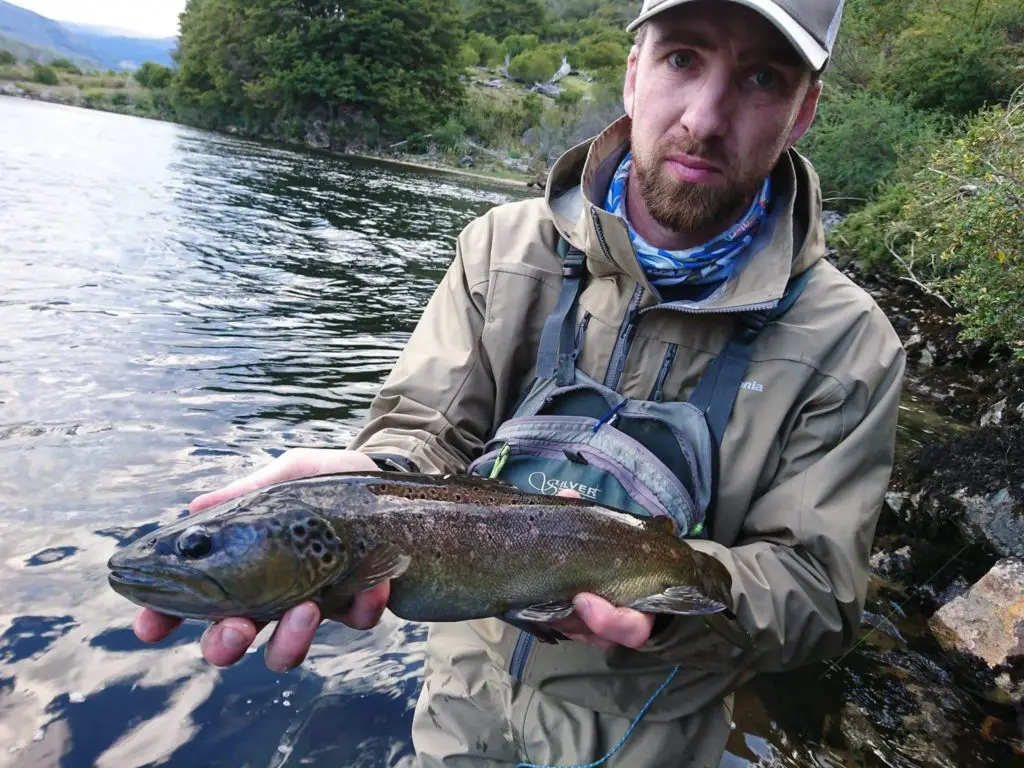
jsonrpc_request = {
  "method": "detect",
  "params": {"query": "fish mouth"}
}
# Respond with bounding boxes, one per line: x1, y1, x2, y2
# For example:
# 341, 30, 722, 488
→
108, 563, 233, 611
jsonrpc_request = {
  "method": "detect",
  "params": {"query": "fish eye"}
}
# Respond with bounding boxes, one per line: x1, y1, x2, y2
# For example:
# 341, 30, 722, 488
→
176, 526, 213, 559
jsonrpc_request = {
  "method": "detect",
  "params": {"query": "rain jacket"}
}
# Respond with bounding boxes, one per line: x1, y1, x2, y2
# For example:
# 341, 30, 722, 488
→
349, 116, 906, 766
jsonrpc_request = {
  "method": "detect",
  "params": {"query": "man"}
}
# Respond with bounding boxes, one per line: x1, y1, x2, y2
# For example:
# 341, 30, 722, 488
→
135, 0, 905, 764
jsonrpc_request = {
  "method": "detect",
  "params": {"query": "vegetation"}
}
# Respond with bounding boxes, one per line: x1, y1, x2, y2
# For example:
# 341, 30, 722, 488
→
0, 49, 16, 65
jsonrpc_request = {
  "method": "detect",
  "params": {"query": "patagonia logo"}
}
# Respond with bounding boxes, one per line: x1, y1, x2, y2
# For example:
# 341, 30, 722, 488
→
740, 380, 764, 393
528, 472, 600, 500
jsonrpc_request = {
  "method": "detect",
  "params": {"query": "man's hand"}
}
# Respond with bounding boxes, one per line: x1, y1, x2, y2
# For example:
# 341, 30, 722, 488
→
132, 448, 390, 672
549, 490, 655, 650
550, 594, 655, 651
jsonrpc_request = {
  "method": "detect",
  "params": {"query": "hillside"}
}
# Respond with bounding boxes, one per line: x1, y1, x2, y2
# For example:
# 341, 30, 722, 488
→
0, 0, 175, 70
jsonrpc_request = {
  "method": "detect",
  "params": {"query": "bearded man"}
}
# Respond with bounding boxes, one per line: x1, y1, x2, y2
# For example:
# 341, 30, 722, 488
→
135, 1, 905, 765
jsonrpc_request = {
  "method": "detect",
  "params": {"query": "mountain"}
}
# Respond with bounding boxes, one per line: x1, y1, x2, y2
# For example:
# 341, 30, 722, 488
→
0, 1, 176, 70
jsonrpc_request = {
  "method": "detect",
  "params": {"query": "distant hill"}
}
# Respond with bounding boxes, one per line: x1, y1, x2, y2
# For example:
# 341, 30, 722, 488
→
0, 1, 175, 70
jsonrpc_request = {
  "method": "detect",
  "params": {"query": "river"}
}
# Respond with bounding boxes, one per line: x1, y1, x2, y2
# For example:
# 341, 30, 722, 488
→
0, 97, 1014, 767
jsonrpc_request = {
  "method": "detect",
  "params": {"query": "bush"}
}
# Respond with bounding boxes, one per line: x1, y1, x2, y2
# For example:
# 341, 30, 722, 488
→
49, 57, 81, 74
882, 22, 1019, 115
111, 91, 130, 106
573, 39, 627, 71
32, 64, 58, 85
467, 33, 502, 67
503, 34, 539, 59
134, 61, 174, 90
82, 89, 106, 108
834, 87, 1024, 359
459, 43, 480, 68
433, 116, 466, 150
0, 49, 16, 66
508, 47, 561, 83
799, 88, 945, 210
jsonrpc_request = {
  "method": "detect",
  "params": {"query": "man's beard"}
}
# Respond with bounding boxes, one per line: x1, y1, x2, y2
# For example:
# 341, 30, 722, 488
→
633, 138, 767, 237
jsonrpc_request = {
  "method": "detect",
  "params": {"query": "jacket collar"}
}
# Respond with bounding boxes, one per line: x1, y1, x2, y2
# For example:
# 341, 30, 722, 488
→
545, 116, 826, 313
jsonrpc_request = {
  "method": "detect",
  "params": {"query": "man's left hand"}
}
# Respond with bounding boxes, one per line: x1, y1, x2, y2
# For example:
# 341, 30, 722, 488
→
551, 593, 655, 651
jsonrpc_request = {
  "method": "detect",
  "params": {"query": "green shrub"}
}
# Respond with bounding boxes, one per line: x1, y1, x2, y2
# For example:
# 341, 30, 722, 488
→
0, 49, 16, 66
556, 88, 583, 108
573, 39, 626, 71
503, 34, 539, 59
459, 43, 480, 68
134, 61, 174, 90
799, 88, 945, 210
82, 89, 107, 107
433, 116, 466, 150
834, 88, 1024, 359
32, 64, 58, 85
49, 57, 81, 74
467, 33, 502, 67
111, 91, 130, 106
882, 22, 1019, 115
508, 47, 561, 83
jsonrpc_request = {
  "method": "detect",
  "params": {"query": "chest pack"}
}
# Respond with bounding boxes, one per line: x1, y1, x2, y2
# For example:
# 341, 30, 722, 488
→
468, 237, 811, 540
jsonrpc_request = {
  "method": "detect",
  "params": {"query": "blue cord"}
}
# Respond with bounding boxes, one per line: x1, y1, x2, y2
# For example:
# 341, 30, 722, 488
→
515, 665, 681, 768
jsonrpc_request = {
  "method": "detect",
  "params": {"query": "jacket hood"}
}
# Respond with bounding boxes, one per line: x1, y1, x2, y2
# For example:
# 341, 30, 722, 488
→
544, 116, 827, 312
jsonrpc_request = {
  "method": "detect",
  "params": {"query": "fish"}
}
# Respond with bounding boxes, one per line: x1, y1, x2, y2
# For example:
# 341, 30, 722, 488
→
107, 472, 751, 648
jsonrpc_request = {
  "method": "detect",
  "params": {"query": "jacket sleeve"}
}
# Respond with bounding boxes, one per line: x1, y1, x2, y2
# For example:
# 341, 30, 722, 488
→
347, 233, 495, 475
642, 316, 907, 674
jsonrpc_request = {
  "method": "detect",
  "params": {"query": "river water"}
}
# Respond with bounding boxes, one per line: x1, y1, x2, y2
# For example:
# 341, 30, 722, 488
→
0, 97, 1015, 767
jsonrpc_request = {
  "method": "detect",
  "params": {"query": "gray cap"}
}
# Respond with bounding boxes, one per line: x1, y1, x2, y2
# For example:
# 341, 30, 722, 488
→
627, 0, 846, 71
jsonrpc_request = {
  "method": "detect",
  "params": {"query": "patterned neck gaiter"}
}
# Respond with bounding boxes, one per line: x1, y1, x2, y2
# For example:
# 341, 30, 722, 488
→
604, 150, 771, 288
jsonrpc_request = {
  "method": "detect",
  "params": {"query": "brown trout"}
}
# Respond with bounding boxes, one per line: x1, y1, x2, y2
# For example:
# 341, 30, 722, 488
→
108, 473, 750, 646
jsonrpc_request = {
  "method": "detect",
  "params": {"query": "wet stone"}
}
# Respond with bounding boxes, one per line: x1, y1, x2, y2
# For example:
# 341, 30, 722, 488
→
929, 558, 1024, 703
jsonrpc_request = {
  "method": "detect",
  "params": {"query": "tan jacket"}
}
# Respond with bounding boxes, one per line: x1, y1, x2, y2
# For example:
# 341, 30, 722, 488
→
350, 117, 905, 764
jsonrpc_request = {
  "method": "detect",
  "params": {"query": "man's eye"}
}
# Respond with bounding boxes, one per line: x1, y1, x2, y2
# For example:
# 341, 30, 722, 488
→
669, 52, 693, 69
751, 69, 777, 88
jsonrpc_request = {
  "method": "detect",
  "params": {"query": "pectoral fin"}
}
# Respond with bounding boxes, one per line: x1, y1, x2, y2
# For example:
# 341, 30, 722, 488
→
628, 585, 728, 615
500, 601, 576, 645
333, 543, 411, 596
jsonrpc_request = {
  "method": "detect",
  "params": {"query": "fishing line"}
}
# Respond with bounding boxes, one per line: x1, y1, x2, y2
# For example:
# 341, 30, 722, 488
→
515, 665, 681, 768
817, 536, 979, 681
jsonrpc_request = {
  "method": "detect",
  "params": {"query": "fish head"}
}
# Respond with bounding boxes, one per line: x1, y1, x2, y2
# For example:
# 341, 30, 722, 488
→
107, 499, 349, 621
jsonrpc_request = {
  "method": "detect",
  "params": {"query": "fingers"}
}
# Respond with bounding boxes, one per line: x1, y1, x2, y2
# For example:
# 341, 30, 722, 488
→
200, 618, 262, 667
573, 593, 654, 650
340, 583, 390, 630
265, 602, 321, 673
134, 609, 182, 643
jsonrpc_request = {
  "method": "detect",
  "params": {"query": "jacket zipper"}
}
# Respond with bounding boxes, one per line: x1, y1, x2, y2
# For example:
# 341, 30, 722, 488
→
509, 632, 533, 680
603, 285, 643, 391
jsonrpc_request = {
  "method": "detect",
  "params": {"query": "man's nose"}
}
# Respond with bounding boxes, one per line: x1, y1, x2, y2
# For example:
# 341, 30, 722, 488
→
679, 72, 731, 143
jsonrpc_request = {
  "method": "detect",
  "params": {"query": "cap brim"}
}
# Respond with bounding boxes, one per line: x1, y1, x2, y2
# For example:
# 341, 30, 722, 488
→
627, 0, 829, 71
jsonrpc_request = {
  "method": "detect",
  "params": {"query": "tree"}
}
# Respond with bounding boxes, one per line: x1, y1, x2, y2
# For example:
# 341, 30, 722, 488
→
135, 61, 174, 89
0, 49, 15, 65
466, 0, 545, 42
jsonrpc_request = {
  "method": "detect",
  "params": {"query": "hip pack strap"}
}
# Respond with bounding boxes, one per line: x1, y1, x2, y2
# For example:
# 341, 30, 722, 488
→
535, 239, 586, 385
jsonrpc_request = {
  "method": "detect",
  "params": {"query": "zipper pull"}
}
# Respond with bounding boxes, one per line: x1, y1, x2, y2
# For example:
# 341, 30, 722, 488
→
489, 441, 513, 479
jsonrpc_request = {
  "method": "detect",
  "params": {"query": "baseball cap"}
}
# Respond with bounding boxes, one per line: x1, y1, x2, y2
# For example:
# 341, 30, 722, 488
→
627, 0, 846, 71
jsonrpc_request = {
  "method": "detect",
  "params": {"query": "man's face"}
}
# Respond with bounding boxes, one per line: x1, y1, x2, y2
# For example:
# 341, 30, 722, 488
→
623, 1, 822, 235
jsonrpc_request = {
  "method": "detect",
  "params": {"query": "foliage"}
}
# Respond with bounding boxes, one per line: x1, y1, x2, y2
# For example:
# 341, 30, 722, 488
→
172, 0, 466, 142
466, 0, 546, 42
0, 49, 15, 65
134, 61, 173, 90
502, 34, 539, 59
31, 64, 57, 85
834, 87, 1024, 358
799, 87, 945, 209
49, 57, 81, 74
508, 47, 561, 83
571, 38, 627, 71
466, 32, 502, 66
459, 43, 480, 68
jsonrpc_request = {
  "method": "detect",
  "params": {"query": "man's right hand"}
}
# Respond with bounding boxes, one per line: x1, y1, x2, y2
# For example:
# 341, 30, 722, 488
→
132, 448, 392, 672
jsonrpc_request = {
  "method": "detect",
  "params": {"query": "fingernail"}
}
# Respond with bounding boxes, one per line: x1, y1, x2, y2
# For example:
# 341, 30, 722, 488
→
286, 603, 319, 631
573, 595, 590, 612
220, 626, 247, 651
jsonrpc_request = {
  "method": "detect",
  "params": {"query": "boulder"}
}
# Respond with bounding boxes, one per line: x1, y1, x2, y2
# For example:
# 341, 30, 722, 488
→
954, 487, 1024, 559
304, 121, 330, 150
980, 398, 1008, 427
929, 558, 1024, 703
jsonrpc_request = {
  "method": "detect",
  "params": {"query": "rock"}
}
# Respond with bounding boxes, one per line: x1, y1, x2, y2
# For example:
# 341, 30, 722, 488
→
529, 82, 562, 98
486, 79, 504, 89
980, 398, 1007, 427
885, 491, 908, 516
929, 558, 1024, 703
304, 121, 330, 150
893, 314, 912, 333
0, 83, 26, 97
918, 346, 935, 368
503, 158, 531, 174
870, 544, 912, 579
905, 333, 924, 349
821, 210, 845, 234
458, 155, 474, 168
954, 487, 1024, 559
